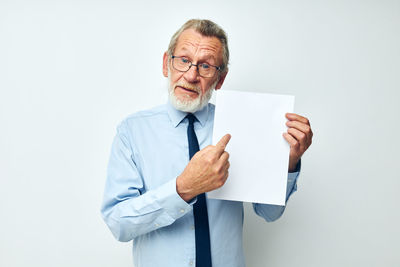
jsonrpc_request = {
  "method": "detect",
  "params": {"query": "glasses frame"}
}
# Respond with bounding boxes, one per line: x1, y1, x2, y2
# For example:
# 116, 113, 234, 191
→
171, 55, 221, 78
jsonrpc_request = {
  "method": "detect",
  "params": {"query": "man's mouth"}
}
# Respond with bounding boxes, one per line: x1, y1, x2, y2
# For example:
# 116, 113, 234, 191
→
176, 86, 199, 95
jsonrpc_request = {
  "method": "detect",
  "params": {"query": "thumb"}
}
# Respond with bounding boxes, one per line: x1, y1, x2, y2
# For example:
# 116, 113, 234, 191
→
216, 134, 231, 151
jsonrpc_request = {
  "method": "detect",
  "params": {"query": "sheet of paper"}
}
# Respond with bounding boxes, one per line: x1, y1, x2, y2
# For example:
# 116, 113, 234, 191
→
208, 90, 295, 205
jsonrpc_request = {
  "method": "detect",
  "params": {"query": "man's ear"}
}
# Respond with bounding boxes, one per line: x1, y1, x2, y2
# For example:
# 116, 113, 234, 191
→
215, 70, 228, 90
162, 52, 169, 77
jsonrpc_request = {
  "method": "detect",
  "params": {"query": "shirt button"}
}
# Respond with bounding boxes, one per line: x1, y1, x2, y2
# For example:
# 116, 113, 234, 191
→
189, 260, 193, 265
154, 223, 159, 227
191, 225, 195, 230
180, 209, 185, 213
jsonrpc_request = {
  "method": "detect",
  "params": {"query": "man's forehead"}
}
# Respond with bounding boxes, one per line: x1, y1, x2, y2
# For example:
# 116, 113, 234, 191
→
175, 29, 222, 59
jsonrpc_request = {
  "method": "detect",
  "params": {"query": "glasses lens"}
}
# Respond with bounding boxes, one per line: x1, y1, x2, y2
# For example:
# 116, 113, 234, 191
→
173, 57, 190, 72
198, 64, 215, 78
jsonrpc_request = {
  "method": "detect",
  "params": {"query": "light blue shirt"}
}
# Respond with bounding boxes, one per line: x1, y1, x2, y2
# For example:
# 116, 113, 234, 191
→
101, 102, 300, 267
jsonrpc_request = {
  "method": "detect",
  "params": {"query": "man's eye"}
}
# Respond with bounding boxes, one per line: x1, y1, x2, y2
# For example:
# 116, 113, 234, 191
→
200, 63, 210, 69
181, 58, 189, 63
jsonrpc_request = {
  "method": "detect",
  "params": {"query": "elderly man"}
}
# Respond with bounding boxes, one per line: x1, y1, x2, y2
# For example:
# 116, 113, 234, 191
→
101, 19, 312, 267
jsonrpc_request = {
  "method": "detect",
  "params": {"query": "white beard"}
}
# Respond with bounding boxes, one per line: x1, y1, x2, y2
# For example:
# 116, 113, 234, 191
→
167, 68, 217, 113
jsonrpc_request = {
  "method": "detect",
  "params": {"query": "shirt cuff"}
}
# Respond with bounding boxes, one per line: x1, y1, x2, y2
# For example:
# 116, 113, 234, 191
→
285, 172, 299, 202
286, 160, 301, 201
154, 177, 193, 220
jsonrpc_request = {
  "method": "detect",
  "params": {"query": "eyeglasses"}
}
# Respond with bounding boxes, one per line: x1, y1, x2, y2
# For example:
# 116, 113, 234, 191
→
171, 56, 221, 78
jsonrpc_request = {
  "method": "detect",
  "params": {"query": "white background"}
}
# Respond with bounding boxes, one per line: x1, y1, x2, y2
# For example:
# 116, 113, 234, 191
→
1, 0, 399, 266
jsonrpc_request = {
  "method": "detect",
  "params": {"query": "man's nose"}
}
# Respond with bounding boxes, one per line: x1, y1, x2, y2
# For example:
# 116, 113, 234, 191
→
183, 64, 200, 82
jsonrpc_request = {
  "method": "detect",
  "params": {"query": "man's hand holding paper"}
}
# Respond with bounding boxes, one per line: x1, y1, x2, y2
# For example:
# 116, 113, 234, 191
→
284, 113, 313, 172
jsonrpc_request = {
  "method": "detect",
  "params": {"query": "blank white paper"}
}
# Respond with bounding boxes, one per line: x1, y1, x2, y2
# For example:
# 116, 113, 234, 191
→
208, 90, 295, 205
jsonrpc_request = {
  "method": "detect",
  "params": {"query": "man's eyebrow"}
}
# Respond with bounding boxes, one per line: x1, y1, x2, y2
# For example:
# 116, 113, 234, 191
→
177, 47, 217, 62
201, 54, 217, 61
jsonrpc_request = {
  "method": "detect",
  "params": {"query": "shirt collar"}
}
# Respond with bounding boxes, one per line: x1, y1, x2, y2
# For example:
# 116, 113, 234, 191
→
166, 100, 209, 128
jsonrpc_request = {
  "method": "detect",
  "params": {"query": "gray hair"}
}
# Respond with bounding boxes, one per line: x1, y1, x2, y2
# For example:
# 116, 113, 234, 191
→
167, 19, 229, 73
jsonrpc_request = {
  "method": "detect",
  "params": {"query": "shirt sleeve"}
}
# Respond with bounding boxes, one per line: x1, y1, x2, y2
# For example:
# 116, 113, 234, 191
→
252, 160, 301, 222
100, 121, 192, 242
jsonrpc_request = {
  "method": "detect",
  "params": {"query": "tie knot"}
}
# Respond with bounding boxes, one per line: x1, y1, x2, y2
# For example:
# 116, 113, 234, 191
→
186, 114, 196, 125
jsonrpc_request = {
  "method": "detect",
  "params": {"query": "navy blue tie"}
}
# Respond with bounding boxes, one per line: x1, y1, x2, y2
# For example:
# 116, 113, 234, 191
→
186, 114, 212, 267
